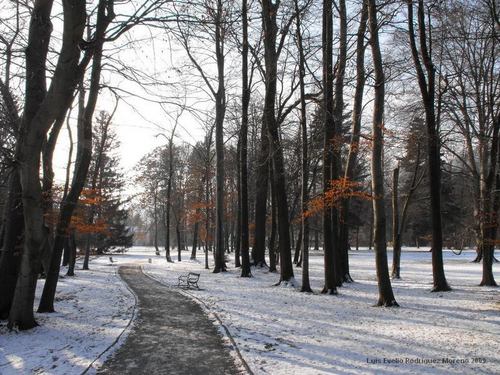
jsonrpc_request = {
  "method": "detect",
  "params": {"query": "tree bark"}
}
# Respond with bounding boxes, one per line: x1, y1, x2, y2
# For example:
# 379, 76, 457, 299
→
66, 231, 76, 277
269, 166, 277, 273
0, 172, 24, 318
204, 134, 212, 270
213, 0, 227, 273
333, 0, 348, 285
368, 0, 398, 307
191, 220, 199, 260
340, 0, 368, 283
293, 226, 302, 266
164, 204, 173, 262
252, 120, 269, 267
322, 0, 338, 295
38, 2, 114, 312
153, 187, 160, 255
9, 0, 87, 329
391, 166, 401, 279
176, 220, 182, 261
407, 0, 451, 291
261, 0, 294, 284
294, 0, 311, 293
240, 0, 251, 277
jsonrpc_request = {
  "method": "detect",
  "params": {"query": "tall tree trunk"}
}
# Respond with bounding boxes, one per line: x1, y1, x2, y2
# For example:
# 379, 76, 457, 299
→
407, 0, 451, 291
369, 187, 374, 250
0, 83, 23, 315
355, 226, 359, 250
9, 0, 87, 329
82, 237, 91, 270
240, 0, 251, 276
234, 139, 241, 265
368, 0, 398, 307
62, 244, 69, 267
235, 191, 241, 266
225, 216, 230, 254
261, 0, 294, 284
252, 120, 269, 266
164, 121, 177, 263
392, 166, 401, 279
294, 0, 312, 293
333, 0, 348, 286
213, 0, 227, 273
204, 146, 211, 270
191, 220, 199, 260
66, 231, 77, 277
340, 0, 368, 283
1, 0, 54, 323
480, 113, 500, 285
322, 0, 337, 295
293, 226, 302, 265
269, 166, 277, 272
0, 172, 24, 318
38, 2, 113, 312
176, 221, 182, 261
479, 116, 500, 285
164, 204, 173, 262
154, 188, 160, 255
62, 116, 74, 268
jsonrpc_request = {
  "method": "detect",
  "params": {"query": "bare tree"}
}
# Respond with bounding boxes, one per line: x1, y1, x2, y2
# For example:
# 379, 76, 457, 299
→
322, 0, 337, 294
407, 0, 451, 292
292, 0, 312, 292
261, 0, 295, 284
239, 0, 252, 277
368, 0, 398, 307
173, 0, 232, 273
341, 0, 368, 284
38, 0, 117, 311
8, 0, 88, 329
438, 0, 499, 286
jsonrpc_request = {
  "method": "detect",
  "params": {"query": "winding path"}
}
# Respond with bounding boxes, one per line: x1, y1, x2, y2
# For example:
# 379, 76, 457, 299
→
97, 265, 240, 375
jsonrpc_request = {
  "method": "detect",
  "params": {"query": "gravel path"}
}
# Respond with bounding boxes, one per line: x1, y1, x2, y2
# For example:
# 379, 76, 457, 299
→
97, 265, 240, 375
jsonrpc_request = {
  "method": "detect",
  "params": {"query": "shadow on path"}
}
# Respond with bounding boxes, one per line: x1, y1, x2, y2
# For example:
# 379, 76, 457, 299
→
97, 265, 240, 375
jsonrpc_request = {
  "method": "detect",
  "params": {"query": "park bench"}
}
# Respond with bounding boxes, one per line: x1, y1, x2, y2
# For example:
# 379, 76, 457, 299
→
177, 272, 200, 289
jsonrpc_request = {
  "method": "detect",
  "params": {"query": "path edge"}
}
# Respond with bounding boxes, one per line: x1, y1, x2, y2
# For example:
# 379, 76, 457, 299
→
142, 266, 254, 375
80, 265, 139, 375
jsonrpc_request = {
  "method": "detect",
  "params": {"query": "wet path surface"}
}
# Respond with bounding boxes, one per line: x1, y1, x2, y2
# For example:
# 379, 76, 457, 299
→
97, 265, 240, 375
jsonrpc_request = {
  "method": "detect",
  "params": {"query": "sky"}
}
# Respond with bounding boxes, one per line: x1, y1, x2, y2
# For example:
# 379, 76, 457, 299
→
0, 0, 224, 191
51, 22, 217, 189
2, 0, 387, 195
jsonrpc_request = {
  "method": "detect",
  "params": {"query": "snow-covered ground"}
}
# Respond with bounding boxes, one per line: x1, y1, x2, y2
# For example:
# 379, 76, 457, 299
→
142, 247, 499, 375
0, 258, 136, 375
1, 247, 499, 374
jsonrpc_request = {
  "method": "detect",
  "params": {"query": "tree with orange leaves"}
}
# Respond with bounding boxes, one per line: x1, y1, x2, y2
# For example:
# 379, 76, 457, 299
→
80, 111, 132, 266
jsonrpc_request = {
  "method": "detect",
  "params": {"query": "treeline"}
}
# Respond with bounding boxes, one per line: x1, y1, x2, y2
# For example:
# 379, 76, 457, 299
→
0, 0, 165, 329
132, 0, 498, 303
135, 0, 500, 305
0, 0, 498, 330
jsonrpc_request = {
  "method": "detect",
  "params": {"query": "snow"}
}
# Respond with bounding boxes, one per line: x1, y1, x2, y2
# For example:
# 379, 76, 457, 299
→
0, 258, 136, 375
1, 247, 499, 374
142, 247, 500, 375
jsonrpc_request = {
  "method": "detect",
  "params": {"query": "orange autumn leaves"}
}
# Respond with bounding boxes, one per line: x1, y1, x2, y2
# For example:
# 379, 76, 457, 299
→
74, 188, 111, 235
44, 187, 110, 236
304, 177, 371, 218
